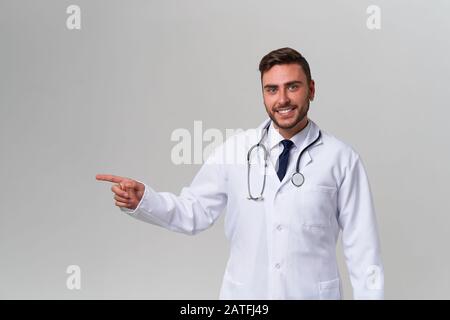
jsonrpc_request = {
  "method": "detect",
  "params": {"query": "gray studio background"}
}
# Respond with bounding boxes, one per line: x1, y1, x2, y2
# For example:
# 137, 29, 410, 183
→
1, 0, 449, 299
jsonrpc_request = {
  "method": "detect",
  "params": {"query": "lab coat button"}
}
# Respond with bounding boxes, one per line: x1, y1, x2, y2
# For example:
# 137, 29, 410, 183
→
275, 263, 281, 269
277, 224, 283, 231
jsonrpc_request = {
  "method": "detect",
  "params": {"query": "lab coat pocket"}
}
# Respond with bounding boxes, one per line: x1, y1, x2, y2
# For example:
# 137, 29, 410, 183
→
299, 185, 337, 228
319, 278, 341, 300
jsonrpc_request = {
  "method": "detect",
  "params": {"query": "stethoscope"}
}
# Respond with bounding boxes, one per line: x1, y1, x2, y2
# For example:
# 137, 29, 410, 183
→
247, 120, 322, 201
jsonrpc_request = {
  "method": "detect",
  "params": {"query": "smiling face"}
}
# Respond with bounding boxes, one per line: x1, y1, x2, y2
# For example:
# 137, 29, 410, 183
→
262, 63, 315, 139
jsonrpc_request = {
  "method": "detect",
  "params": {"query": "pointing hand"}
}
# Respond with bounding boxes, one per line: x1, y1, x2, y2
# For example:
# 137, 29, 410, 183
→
95, 174, 145, 210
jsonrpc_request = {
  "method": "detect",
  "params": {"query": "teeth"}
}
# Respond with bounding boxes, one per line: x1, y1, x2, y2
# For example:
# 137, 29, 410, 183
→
278, 108, 293, 114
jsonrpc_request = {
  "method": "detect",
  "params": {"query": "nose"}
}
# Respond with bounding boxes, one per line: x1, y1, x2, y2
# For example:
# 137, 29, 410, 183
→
277, 88, 290, 106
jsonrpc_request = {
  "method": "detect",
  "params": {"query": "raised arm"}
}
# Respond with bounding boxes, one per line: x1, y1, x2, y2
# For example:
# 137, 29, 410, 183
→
96, 144, 228, 235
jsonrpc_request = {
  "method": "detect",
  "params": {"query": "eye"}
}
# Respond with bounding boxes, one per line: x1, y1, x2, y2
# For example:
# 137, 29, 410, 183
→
266, 87, 277, 94
288, 84, 299, 91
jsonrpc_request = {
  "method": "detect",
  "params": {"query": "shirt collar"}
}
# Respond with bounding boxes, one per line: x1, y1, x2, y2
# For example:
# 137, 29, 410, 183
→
267, 119, 312, 150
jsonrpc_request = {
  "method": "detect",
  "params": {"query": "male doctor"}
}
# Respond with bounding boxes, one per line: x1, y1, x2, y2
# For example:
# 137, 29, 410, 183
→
96, 47, 384, 300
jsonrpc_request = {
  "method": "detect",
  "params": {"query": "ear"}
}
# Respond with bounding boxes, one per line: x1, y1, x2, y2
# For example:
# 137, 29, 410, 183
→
309, 79, 315, 101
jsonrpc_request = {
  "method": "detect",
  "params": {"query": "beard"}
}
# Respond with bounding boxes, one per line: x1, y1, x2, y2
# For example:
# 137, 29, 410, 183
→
267, 99, 310, 130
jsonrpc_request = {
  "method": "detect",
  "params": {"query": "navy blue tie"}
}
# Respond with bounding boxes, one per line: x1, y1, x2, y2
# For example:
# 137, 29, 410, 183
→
277, 139, 294, 181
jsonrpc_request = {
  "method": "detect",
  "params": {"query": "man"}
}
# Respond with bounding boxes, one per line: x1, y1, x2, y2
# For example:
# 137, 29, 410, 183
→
96, 47, 384, 300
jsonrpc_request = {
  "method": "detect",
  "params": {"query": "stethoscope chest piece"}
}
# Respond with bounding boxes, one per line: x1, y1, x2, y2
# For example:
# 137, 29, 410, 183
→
291, 172, 305, 187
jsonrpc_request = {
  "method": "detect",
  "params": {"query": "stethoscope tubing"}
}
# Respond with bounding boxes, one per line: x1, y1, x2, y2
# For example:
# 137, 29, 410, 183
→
247, 120, 321, 200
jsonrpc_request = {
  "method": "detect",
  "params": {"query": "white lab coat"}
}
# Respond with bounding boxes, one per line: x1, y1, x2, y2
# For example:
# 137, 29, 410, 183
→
121, 118, 384, 300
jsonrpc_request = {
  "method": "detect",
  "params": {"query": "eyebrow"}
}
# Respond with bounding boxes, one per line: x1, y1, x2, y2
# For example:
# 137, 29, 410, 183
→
263, 80, 303, 89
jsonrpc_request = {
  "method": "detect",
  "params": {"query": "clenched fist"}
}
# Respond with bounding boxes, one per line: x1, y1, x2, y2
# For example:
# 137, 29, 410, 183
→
96, 174, 145, 210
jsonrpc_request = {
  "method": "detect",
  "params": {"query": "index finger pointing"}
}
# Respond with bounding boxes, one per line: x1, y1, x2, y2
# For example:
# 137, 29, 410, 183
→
95, 174, 125, 183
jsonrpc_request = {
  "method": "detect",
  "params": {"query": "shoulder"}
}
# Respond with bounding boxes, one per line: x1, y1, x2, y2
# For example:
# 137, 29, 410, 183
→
316, 127, 371, 186
219, 125, 261, 152
318, 127, 362, 167
204, 125, 260, 166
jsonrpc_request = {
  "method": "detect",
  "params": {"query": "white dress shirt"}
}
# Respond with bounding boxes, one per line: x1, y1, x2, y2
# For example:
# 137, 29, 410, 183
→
268, 119, 311, 173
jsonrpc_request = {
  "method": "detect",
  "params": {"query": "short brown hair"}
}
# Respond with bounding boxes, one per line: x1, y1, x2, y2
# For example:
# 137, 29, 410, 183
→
258, 47, 311, 83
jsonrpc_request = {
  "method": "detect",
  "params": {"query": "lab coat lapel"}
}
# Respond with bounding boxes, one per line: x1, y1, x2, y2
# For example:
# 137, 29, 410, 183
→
251, 118, 279, 201
251, 118, 272, 164
248, 118, 276, 192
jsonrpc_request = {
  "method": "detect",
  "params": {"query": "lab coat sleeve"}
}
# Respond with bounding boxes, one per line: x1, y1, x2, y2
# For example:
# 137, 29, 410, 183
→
119, 144, 228, 235
337, 153, 384, 300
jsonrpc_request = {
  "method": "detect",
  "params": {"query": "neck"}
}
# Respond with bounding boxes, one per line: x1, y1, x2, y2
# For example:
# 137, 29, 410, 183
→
274, 117, 309, 139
